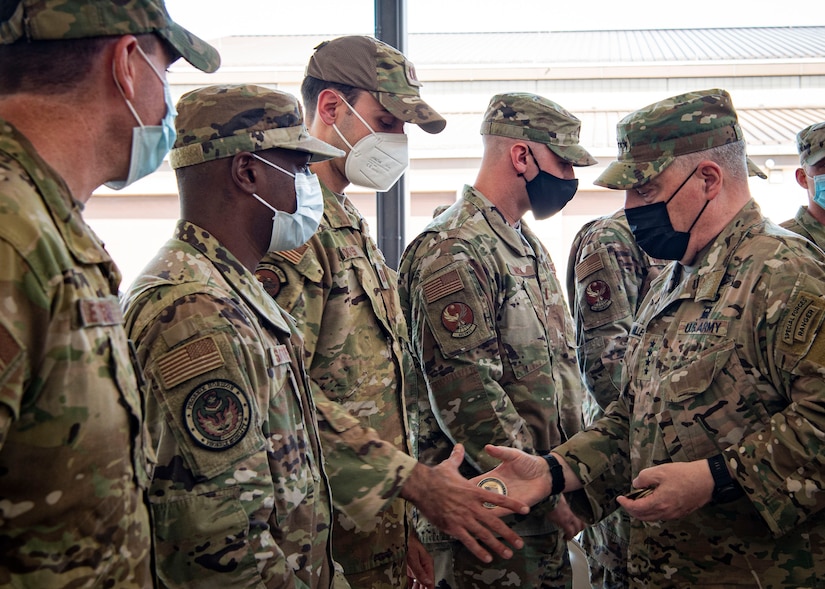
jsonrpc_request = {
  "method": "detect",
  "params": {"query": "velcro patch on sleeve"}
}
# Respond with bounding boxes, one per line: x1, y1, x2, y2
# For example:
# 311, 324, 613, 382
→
77, 296, 123, 327
157, 335, 225, 390
423, 268, 464, 303
574, 251, 604, 282
274, 243, 309, 266
780, 291, 823, 348
0, 321, 22, 391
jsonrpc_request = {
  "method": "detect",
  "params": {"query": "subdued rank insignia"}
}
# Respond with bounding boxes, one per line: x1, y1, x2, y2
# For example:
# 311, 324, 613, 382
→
183, 380, 251, 450
585, 280, 612, 312
77, 297, 122, 327
441, 302, 477, 338
255, 267, 286, 299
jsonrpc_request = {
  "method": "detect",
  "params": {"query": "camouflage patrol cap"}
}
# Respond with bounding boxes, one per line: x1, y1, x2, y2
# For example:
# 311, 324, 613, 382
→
0, 0, 220, 73
797, 122, 825, 167
169, 84, 344, 169
305, 35, 446, 134
480, 92, 597, 167
596, 88, 746, 190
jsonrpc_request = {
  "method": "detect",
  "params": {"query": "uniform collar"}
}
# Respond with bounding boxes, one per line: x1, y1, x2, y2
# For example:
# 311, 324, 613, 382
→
173, 220, 293, 335
463, 185, 534, 256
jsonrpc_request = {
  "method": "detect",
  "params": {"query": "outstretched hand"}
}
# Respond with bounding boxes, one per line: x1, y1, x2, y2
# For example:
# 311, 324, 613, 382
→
469, 445, 553, 510
400, 444, 529, 563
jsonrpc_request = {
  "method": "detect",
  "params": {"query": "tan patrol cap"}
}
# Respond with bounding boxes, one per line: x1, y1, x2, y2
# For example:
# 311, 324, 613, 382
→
0, 0, 220, 73
305, 35, 446, 134
170, 84, 344, 169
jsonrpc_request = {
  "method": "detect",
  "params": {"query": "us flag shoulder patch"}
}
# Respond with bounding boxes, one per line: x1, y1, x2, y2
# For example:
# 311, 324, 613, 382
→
423, 269, 465, 303
158, 336, 225, 390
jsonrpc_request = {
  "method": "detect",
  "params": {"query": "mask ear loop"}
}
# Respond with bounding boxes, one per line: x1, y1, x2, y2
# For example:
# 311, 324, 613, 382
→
336, 94, 379, 134
112, 45, 168, 128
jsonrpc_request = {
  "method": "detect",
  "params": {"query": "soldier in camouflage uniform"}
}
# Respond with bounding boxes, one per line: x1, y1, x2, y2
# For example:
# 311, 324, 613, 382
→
486, 88, 825, 588
122, 84, 348, 588
0, 1, 218, 586
397, 92, 594, 588
565, 211, 667, 589
256, 36, 527, 589
781, 122, 825, 249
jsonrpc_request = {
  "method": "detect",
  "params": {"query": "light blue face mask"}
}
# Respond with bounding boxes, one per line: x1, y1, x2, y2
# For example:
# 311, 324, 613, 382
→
250, 153, 324, 252
105, 46, 177, 190
813, 174, 825, 209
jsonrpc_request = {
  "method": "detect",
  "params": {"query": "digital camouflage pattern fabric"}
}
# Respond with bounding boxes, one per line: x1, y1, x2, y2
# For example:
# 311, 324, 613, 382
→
169, 84, 342, 169
305, 35, 445, 134
565, 210, 667, 589
123, 221, 341, 588
0, 118, 152, 587
781, 206, 825, 251
397, 186, 583, 588
557, 200, 825, 588
596, 88, 746, 190
0, 0, 219, 73
480, 92, 596, 166
797, 122, 825, 167
256, 182, 417, 588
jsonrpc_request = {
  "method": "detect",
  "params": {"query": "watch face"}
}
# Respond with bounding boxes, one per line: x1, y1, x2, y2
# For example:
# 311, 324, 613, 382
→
713, 484, 744, 504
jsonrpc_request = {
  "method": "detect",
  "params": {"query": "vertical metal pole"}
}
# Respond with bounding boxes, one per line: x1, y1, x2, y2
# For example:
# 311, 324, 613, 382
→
374, 0, 407, 269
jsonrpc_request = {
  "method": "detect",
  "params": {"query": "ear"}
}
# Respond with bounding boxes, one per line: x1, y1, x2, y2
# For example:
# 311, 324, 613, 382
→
316, 89, 344, 126
111, 35, 140, 101
231, 153, 260, 194
510, 142, 531, 176
796, 167, 810, 190
696, 160, 723, 199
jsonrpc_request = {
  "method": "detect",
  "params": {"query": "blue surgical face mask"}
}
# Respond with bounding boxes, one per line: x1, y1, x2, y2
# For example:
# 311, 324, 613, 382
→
105, 46, 177, 190
250, 153, 324, 252
812, 173, 825, 209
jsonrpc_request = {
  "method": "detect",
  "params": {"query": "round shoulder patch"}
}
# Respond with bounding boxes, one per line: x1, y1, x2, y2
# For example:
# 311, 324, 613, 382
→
255, 266, 287, 299
183, 380, 252, 450
441, 302, 478, 338
585, 280, 613, 312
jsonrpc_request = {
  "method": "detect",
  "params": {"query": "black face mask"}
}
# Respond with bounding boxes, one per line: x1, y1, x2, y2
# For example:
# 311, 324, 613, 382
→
625, 166, 709, 261
520, 148, 578, 220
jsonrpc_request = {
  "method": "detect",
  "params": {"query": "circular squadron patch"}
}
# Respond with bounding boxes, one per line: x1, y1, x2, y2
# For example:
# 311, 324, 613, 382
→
478, 476, 508, 509
441, 302, 477, 338
255, 267, 285, 299
183, 380, 251, 450
585, 280, 613, 312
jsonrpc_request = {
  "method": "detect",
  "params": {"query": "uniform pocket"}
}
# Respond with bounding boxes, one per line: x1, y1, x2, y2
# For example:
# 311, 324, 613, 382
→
657, 339, 772, 460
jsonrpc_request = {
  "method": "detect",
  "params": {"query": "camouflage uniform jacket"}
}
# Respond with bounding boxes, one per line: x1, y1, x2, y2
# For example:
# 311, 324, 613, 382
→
122, 221, 338, 589
397, 185, 584, 543
780, 205, 825, 251
0, 119, 152, 587
256, 183, 417, 575
558, 200, 825, 588
565, 210, 667, 426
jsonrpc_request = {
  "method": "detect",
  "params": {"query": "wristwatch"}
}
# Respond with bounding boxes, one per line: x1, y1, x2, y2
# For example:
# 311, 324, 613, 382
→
707, 454, 743, 504
541, 453, 565, 496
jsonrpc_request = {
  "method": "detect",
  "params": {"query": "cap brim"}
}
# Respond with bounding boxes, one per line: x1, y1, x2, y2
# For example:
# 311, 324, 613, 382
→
548, 144, 598, 167
594, 156, 675, 190
287, 137, 345, 163
805, 151, 825, 167
159, 23, 220, 73
378, 93, 446, 134
746, 157, 767, 179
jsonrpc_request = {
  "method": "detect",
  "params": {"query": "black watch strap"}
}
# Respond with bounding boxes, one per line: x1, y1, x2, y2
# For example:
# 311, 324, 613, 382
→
708, 453, 743, 504
542, 454, 565, 496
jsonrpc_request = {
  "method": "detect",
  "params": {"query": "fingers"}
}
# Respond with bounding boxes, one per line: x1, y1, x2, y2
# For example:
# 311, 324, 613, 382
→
483, 444, 519, 462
